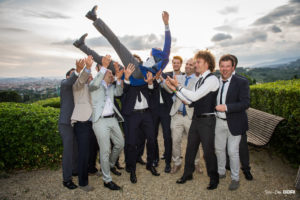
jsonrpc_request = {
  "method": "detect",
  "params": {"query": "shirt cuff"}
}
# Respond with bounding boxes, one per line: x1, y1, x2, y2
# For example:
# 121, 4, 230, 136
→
100, 67, 107, 75
84, 68, 91, 73
148, 84, 154, 89
124, 79, 130, 85
165, 25, 170, 31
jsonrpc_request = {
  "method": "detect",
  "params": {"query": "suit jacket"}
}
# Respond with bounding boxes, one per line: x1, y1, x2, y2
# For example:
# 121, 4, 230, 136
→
121, 81, 154, 116
71, 68, 92, 125
168, 75, 197, 119
89, 70, 124, 123
59, 72, 78, 125
225, 75, 250, 135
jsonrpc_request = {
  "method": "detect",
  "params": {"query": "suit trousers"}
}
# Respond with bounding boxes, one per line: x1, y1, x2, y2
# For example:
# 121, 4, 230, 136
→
171, 113, 200, 166
93, 117, 124, 183
74, 121, 94, 186
88, 129, 99, 173
215, 118, 241, 181
183, 116, 219, 181
93, 18, 142, 79
126, 110, 155, 171
58, 124, 78, 182
153, 103, 172, 165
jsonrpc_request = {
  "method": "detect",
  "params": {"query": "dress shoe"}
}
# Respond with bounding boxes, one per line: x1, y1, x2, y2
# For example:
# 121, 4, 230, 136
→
130, 171, 137, 183
104, 181, 121, 190
79, 185, 94, 192
243, 171, 253, 180
207, 180, 219, 190
152, 159, 159, 167
219, 174, 226, 179
136, 157, 146, 165
195, 164, 203, 174
63, 180, 77, 190
176, 175, 193, 184
164, 163, 171, 173
146, 166, 160, 176
86, 5, 98, 21
228, 180, 240, 190
171, 164, 181, 174
161, 154, 166, 160
110, 167, 121, 176
73, 33, 88, 48
115, 161, 124, 170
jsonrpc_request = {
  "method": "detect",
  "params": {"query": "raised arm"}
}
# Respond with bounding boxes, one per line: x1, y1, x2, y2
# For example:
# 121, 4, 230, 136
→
73, 56, 93, 91
89, 55, 111, 91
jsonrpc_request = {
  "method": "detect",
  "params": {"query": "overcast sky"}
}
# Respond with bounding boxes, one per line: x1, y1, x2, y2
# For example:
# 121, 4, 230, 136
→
0, 0, 299, 77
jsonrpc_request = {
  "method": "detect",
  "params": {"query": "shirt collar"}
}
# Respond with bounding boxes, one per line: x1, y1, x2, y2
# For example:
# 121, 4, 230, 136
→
219, 74, 233, 84
186, 73, 195, 79
200, 70, 211, 79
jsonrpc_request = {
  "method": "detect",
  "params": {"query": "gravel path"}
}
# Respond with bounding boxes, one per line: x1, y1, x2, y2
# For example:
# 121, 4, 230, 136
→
0, 132, 298, 200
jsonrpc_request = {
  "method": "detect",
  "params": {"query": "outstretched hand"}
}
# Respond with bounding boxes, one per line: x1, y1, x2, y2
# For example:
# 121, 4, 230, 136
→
76, 59, 85, 73
162, 11, 169, 25
102, 55, 111, 68
165, 79, 176, 91
85, 55, 94, 70
167, 76, 179, 87
154, 69, 162, 80
124, 63, 135, 80
114, 62, 124, 80
144, 72, 153, 85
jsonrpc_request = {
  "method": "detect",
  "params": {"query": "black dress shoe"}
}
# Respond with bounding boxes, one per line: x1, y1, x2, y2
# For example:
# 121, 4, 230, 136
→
244, 171, 253, 180
115, 161, 124, 170
161, 154, 166, 160
136, 157, 146, 165
86, 5, 98, 21
110, 167, 121, 176
207, 180, 219, 190
104, 181, 121, 190
130, 171, 137, 183
63, 180, 77, 190
176, 175, 193, 184
152, 159, 159, 167
164, 163, 171, 173
88, 167, 98, 174
146, 166, 160, 176
73, 33, 88, 48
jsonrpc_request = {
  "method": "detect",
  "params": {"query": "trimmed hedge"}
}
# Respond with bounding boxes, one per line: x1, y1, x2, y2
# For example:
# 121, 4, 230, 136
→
0, 103, 62, 171
33, 97, 60, 108
250, 79, 300, 165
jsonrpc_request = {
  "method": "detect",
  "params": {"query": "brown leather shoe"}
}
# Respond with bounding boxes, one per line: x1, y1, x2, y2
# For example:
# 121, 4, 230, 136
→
195, 164, 203, 174
171, 164, 181, 174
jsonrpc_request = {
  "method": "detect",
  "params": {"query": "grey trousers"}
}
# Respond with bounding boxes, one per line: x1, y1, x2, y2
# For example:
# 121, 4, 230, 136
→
93, 18, 143, 79
93, 117, 124, 183
58, 123, 78, 182
215, 118, 241, 181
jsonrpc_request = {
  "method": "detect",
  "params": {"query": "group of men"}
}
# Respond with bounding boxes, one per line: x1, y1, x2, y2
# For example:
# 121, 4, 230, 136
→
58, 5, 253, 192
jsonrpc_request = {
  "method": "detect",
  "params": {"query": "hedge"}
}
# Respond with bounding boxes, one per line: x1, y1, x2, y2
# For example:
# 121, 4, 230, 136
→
250, 79, 300, 165
0, 103, 62, 171
33, 97, 60, 108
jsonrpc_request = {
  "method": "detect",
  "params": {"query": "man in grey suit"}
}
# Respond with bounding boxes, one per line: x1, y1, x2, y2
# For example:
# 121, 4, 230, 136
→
58, 59, 85, 189
89, 55, 134, 190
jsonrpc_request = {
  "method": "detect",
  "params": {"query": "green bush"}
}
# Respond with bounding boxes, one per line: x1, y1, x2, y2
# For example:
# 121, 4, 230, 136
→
33, 97, 60, 108
0, 102, 62, 171
250, 79, 300, 165
0, 90, 22, 102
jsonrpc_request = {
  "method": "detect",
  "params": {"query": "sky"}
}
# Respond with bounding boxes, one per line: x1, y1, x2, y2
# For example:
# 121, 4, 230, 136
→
0, 0, 299, 77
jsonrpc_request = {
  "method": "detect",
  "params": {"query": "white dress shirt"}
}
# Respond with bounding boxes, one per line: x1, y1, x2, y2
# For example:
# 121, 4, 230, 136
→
216, 75, 232, 119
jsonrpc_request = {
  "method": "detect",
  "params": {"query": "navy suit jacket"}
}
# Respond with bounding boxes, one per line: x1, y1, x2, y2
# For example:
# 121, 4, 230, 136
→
152, 77, 173, 115
225, 75, 250, 135
121, 82, 155, 116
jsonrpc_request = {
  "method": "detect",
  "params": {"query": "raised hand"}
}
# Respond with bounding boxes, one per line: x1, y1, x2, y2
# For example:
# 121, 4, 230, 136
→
167, 76, 179, 87
124, 63, 135, 80
165, 79, 176, 91
102, 55, 111, 68
154, 69, 162, 80
76, 58, 85, 73
85, 55, 94, 70
144, 72, 153, 85
162, 11, 169, 25
114, 62, 124, 80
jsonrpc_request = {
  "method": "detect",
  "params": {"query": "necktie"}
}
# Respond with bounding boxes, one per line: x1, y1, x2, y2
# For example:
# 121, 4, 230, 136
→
182, 76, 191, 116
194, 77, 203, 90
220, 80, 228, 104
137, 89, 142, 102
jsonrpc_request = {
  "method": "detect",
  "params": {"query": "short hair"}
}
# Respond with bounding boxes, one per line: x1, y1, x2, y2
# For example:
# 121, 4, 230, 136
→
66, 68, 75, 78
96, 63, 101, 72
194, 50, 216, 72
172, 56, 183, 64
230, 54, 238, 68
219, 54, 235, 67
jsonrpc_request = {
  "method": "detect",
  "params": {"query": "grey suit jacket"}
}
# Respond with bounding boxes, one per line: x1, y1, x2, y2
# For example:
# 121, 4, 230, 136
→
59, 72, 78, 125
71, 68, 92, 125
89, 69, 124, 123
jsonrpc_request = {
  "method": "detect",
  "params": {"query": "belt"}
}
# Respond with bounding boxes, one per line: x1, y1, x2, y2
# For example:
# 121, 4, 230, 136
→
76, 121, 92, 124
133, 108, 149, 113
195, 114, 215, 119
103, 114, 115, 118
176, 111, 183, 115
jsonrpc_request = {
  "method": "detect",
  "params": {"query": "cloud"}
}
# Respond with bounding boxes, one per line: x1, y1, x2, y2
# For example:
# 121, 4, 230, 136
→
0, 27, 28, 32
53, 34, 177, 51
211, 33, 232, 42
270, 25, 282, 33
218, 6, 239, 15
214, 25, 236, 32
23, 9, 70, 19
290, 14, 300, 26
